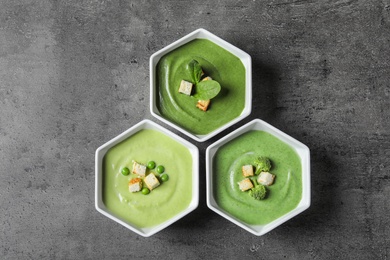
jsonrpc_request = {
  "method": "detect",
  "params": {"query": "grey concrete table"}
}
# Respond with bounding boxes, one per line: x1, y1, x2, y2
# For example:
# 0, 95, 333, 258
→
1, 1, 389, 259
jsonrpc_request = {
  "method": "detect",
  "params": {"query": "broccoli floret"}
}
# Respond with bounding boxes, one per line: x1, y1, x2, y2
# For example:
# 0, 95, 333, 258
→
254, 156, 271, 175
249, 183, 267, 200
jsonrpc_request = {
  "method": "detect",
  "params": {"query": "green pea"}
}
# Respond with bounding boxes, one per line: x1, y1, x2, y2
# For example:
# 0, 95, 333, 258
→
147, 161, 156, 169
156, 165, 165, 174
161, 174, 169, 182
141, 187, 150, 195
121, 167, 130, 176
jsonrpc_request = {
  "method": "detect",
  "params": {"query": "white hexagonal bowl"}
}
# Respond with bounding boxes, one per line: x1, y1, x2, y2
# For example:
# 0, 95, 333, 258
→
95, 119, 199, 237
206, 119, 310, 236
150, 28, 252, 142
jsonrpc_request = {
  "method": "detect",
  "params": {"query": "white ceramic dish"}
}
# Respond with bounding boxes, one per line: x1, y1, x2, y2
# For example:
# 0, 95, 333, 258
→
206, 119, 310, 236
95, 119, 199, 237
150, 28, 252, 142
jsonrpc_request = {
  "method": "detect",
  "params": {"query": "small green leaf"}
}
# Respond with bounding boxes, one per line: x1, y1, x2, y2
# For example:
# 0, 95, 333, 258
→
194, 80, 221, 100
187, 60, 203, 83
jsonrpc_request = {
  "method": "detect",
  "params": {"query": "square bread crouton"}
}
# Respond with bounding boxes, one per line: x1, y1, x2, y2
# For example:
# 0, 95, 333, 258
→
144, 173, 160, 190
238, 178, 253, 191
257, 172, 275, 186
128, 178, 142, 193
132, 161, 146, 177
242, 165, 254, 177
178, 80, 193, 95
196, 99, 211, 111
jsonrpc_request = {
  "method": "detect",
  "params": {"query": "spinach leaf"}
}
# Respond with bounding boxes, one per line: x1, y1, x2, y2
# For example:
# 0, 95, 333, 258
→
187, 60, 203, 83
194, 80, 221, 100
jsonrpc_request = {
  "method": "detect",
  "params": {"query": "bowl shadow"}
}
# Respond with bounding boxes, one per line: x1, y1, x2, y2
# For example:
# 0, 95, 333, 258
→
250, 58, 280, 121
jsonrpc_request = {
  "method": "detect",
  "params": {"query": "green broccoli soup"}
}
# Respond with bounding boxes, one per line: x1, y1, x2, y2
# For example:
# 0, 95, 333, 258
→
156, 39, 246, 135
103, 129, 193, 228
213, 130, 302, 225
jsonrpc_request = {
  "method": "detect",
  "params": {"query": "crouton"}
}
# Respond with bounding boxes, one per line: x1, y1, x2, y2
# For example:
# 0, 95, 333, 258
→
242, 165, 254, 177
178, 80, 193, 95
196, 99, 211, 111
132, 161, 146, 177
238, 178, 253, 191
257, 172, 275, 186
144, 173, 160, 190
128, 178, 142, 193
202, 76, 212, 81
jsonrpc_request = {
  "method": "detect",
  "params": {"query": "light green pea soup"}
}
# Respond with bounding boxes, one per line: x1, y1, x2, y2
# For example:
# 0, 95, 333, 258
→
103, 129, 193, 228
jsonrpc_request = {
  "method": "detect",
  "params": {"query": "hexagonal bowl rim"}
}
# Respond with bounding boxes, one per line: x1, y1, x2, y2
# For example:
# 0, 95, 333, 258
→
206, 118, 310, 236
150, 28, 252, 142
95, 119, 199, 237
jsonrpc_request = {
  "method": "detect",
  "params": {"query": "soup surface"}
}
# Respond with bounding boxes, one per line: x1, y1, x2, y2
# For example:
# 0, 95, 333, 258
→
103, 129, 193, 228
156, 39, 246, 135
213, 130, 302, 224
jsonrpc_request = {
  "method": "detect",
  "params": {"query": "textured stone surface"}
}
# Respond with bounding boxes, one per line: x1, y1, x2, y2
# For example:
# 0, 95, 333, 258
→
1, 0, 389, 259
